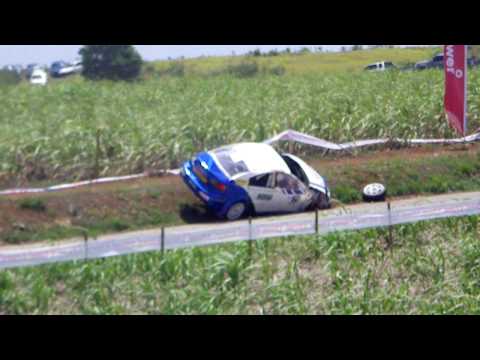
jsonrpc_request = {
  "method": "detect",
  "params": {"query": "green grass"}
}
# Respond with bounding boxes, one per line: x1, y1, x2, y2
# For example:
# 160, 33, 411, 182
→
18, 198, 47, 212
150, 47, 436, 76
1, 215, 480, 315
3, 205, 181, 245
4, 226, 85, 245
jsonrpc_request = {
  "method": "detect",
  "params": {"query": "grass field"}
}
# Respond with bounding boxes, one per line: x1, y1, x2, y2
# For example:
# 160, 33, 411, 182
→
2, 66, 480, 184
150, 47, 437, 75
1, 215, 480, 315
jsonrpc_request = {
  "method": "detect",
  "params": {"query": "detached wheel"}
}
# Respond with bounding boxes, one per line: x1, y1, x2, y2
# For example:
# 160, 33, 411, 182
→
225, 202, 247, 221
363, 183, 387, 202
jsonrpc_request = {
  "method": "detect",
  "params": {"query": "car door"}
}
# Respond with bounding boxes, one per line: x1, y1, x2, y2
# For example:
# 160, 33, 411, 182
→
247, 173, 279, 214
281, 154, 330, 197
248, 172, 312, 214
274, 172, 312, 213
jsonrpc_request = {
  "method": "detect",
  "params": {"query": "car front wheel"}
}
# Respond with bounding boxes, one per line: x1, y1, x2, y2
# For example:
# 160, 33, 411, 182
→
313, 191, 331, 210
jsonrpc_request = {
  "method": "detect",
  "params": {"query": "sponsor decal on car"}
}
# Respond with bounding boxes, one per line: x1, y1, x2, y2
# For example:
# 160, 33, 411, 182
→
257, 193, 273, 201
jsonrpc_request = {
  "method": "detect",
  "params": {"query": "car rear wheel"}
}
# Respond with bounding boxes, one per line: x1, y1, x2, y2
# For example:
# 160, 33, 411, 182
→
225, 202, 247, 221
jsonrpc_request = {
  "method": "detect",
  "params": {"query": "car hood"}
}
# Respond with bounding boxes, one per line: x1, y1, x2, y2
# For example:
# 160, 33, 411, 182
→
282, 154, 329, 195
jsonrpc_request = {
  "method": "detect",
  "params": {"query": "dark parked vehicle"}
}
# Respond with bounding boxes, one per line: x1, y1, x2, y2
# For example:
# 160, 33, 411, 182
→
468, 57, 480, 67
50, 61, 69, 77
416, 53, 479, 71
415, 53, 444, 70
50, 60, 82, 78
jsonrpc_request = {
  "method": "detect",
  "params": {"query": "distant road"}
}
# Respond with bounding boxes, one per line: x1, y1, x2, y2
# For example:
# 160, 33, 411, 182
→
1, 192, 480, 270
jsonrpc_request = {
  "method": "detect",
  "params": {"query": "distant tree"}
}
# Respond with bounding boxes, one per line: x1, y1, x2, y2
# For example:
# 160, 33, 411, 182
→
352, 45, 364, 51
79, 45, 143, 81
368, 45, 396, 49
226, 61, 259, 78
0, 69, 21, 86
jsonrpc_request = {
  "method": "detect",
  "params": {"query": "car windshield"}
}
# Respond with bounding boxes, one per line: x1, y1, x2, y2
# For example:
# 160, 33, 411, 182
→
212, 146, 250, 177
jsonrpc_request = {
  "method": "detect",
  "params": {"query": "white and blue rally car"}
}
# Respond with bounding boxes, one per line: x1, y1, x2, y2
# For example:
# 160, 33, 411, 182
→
181, 143, 331, 221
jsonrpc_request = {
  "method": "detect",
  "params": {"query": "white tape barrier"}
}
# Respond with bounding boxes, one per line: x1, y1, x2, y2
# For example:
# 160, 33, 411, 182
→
0, 170, 181, 196
263, 129, 480, 150
2, 129, 480, 197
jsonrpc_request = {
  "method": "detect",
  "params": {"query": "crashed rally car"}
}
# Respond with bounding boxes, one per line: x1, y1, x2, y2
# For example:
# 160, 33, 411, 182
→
181, 143, 331, 221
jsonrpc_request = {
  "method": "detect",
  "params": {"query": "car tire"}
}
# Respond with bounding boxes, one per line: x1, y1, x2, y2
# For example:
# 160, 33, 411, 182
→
225, 202, 247, 221
362, 183, 387, 203
313, 191, 331, 210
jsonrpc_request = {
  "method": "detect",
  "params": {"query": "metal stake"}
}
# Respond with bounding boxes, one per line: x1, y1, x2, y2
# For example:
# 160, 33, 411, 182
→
248, 217, 253, 259
387, 202, 393, 248
83, 230, 89, 261
161, 227, 165, 255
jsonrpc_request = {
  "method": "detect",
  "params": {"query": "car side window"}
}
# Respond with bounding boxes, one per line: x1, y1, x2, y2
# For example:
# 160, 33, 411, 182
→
249, 174, 271, 188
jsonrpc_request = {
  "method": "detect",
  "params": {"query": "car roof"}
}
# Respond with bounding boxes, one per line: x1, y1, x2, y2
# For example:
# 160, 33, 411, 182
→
209, 142, 291, 180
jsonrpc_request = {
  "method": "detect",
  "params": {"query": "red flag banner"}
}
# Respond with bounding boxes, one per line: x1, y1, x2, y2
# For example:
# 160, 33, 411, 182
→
444, 45, 468, 136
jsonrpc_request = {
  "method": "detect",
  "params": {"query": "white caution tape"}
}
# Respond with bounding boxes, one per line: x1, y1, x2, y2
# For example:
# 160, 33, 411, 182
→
264, 129, 480, 150
0, 170, 181, 196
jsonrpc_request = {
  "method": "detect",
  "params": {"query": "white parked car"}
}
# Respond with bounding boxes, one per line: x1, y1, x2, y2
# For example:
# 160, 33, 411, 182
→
364, 61, 396, 72
30, 69, 48, 86
26, 64, 41, 78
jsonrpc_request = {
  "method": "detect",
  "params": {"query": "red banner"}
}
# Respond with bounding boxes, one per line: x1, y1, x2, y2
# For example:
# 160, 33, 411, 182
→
444, 45, 468, 136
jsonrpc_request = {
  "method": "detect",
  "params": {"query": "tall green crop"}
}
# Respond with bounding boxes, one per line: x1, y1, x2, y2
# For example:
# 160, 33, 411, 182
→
1, 70, 479, 182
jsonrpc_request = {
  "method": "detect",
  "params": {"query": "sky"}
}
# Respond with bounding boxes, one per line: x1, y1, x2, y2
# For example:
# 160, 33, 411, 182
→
0, 45, 349, 67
